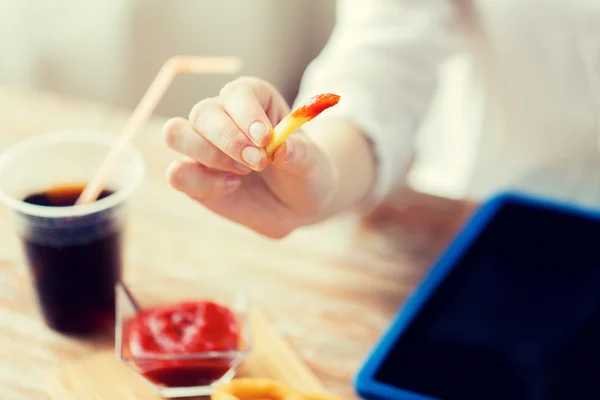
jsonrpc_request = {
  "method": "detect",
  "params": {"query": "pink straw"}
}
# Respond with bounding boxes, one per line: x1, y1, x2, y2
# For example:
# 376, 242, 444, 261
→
76, 56, 242, 205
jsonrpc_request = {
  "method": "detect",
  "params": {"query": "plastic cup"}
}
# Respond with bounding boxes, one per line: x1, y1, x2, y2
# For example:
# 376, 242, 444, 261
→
0, 130, 145, 336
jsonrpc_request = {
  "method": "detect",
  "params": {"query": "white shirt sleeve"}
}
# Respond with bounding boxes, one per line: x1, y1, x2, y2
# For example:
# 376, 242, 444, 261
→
295, 0, 468, 211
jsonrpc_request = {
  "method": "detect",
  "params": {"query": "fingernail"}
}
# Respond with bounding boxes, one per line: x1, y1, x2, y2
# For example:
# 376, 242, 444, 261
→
241, 146, 263, 168
284, 141, 294, 163
248, 121, 267, 144
225, 175, 241, 189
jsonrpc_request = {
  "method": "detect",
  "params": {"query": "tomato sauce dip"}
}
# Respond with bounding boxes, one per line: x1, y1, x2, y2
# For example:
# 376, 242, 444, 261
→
122, 300, 241, 387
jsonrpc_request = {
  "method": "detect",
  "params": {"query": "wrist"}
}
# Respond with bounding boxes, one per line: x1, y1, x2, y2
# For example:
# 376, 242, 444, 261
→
303, 117, 376, 219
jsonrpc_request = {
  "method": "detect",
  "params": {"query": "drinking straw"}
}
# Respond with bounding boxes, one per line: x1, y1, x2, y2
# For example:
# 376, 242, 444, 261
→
76, 56, 242, 205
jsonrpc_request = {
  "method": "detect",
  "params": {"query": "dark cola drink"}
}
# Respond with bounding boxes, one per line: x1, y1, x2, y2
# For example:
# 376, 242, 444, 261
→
21, 184, 123, 336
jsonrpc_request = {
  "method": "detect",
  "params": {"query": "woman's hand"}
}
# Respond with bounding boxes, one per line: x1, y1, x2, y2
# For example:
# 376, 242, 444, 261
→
162, 77, 337, 238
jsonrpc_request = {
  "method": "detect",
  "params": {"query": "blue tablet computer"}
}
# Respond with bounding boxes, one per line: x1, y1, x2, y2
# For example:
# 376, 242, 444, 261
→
354, 191, 600, 400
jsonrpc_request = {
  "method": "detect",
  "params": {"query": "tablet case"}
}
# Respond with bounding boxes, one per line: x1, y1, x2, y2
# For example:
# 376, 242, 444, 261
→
353, 191, 600, 400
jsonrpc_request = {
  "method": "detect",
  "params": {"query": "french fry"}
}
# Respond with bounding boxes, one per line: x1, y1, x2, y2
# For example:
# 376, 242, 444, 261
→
266, 93, 341, 159
211, 377, 347, 400
212, 377, 305, 400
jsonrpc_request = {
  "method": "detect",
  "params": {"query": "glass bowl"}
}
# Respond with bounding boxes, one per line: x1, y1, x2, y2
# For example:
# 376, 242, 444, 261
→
115, 278, 252, 398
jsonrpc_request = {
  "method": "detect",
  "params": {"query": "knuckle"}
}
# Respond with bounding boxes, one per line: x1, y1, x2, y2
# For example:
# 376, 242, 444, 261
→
189, 97, 219, 123
219, 76, 260, 99
203, 146, 224, 168
294, 138, 308, 163
236, 76, 262, 87
162, 117, 185, 148
219, 79, 243, 99
240, 76, 274, 94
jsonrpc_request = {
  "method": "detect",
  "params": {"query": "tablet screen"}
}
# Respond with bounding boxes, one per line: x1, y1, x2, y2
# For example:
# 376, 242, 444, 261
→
374, 201, 600, 400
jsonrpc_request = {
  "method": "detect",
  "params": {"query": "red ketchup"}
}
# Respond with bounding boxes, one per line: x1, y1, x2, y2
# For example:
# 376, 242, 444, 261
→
123, 300, 241, 387
290, 93, 340, 118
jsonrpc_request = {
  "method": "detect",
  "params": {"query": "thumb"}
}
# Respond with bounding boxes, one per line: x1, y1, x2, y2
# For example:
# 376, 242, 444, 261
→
270, 131, 321, 175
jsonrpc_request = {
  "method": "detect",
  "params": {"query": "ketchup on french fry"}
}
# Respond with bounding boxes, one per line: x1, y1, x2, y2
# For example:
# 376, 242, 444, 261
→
266, 93, 340, 158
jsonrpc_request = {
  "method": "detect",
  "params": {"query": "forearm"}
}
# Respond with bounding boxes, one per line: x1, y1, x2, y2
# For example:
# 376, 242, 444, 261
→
302, 116, 376, 218
293, 0, 467, 218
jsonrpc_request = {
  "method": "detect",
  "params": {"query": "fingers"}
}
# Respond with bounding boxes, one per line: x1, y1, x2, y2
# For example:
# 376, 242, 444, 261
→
218, 78, 274, 147
163, 117, 252, 175
189, 98, 268, 171
166, 159, 241, 200
165, 77, 290, 180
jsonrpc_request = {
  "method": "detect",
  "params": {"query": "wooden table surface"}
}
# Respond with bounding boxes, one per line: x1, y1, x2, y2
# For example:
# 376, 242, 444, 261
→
0, 86, 476, 400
